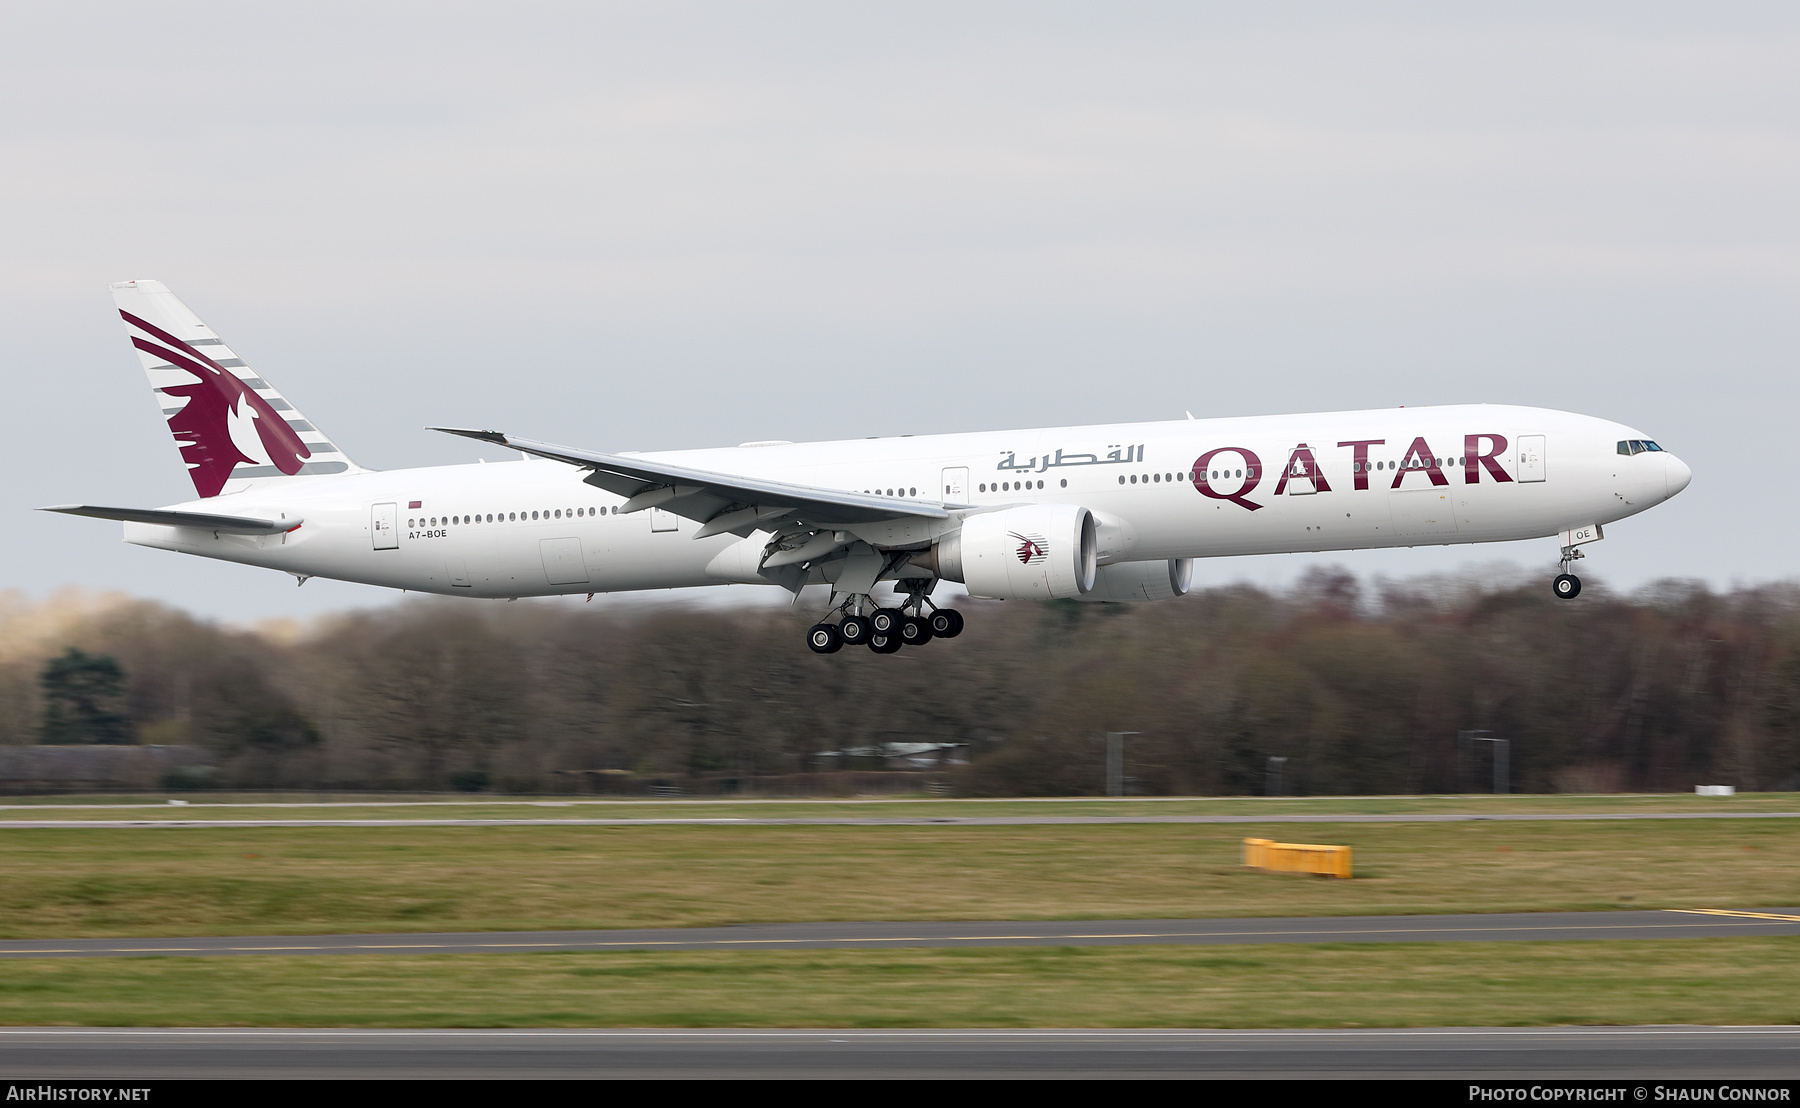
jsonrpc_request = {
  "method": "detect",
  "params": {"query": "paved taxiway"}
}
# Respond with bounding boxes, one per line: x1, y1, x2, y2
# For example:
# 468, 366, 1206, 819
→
2, 811, 1797, 828
3, 1027, 1798, 1078
3, 908, 1797, 958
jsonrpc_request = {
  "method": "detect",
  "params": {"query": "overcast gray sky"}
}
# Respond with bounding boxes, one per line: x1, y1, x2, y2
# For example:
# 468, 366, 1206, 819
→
4, 2, 1796, 622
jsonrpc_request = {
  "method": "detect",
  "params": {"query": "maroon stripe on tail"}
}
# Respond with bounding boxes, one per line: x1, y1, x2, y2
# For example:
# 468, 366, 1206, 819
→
120, 310, 220, 369
126, 321, 312, 497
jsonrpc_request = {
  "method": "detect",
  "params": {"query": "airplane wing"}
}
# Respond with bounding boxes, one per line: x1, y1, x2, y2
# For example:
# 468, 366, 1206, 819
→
41, 504, 303, 534
431, 428, 953, 539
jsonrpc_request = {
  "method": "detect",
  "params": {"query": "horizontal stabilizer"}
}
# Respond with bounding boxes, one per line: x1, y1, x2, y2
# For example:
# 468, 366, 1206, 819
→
41, 504, 302, 534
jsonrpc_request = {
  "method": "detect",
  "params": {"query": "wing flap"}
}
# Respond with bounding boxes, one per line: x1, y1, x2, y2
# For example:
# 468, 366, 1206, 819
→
431, 428, 950, 528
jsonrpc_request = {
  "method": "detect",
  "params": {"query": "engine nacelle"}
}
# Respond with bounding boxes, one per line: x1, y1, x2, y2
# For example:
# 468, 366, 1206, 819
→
1074, 558, 1195, 602
931, 505, 1097, 600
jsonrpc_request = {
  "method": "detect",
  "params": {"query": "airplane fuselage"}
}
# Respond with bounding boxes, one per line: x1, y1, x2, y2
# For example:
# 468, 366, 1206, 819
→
122, 403, 1690, 599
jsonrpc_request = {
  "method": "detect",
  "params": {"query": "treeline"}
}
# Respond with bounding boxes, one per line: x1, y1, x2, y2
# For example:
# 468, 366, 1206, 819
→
2, 570, 1798, 795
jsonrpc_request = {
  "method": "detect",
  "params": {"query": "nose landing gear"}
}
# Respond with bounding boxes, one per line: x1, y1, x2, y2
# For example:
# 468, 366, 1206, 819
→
1552, 546, 1584, 600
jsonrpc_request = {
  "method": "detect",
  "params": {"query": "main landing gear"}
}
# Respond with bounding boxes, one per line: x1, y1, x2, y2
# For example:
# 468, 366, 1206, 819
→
805, 586, 964, 655
1552, 546, 1584, 600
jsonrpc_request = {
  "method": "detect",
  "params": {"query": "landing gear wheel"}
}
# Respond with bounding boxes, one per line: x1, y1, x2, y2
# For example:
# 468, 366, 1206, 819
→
928, 608, 964, 638
868, 631, 902, 654
839, 615, 872, 645
869, 607, 905, 636
1553, 573, 1582, 600
899, 615, 933, 646
806, 623, 843, 654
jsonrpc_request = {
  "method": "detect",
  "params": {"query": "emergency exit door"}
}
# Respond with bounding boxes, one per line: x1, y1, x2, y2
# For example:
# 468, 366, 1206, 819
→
942, 467, 969, 502
1517, 435, 1546, 483
371, 503, 398, 550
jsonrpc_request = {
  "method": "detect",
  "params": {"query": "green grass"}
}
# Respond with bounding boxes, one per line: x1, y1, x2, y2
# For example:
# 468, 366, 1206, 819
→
0, 818, 1796, 938
2, 791, 1795, 821
2, 939, 1799, 1027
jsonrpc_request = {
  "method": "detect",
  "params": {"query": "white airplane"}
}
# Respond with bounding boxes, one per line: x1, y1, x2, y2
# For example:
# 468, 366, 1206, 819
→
48, 280, 1693, 654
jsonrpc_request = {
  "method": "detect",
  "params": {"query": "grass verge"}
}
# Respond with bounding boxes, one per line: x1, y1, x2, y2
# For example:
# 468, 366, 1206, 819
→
0, 820, 1796, 938
2, 939, 1799, 1027
1, 792, 1796, 821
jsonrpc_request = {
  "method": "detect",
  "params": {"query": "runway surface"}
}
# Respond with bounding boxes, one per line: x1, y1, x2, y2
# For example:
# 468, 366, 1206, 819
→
1, 812, 1796, 828
3, 1026, 1798, 1078
3, 908, 1797, 958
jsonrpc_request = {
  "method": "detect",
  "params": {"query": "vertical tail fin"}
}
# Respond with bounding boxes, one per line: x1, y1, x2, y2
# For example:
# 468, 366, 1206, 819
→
111, 280, 362, 498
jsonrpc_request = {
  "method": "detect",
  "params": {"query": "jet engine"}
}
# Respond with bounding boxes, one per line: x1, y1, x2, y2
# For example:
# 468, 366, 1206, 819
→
926, 504, 1097, 600
1075, 558, 1195, 602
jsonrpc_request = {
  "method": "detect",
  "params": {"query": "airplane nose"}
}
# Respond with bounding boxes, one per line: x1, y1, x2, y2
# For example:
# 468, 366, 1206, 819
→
1664, 453, 1692, 499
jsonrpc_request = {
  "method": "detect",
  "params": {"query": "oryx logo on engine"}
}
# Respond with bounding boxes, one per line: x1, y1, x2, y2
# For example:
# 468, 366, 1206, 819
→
1009, 532, 1049, 565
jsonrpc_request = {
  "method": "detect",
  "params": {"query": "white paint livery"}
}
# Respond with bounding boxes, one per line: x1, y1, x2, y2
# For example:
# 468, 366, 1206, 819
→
49, 283, 1694, 653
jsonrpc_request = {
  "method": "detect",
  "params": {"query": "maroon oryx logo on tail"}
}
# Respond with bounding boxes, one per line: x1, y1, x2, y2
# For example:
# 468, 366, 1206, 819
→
121, 310, 311, 498
1009, 532, 1049, 565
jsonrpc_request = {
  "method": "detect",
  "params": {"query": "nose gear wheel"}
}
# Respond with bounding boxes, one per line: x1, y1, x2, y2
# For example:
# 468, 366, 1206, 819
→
1553, 545, 1585, 601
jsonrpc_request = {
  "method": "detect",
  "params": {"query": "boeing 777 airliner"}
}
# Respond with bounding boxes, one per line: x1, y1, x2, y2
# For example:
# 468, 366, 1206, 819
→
47, 280, 1693, 654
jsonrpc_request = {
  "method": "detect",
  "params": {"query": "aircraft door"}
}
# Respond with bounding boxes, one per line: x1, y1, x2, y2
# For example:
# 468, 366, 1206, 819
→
1517, 435, 1546, 483
371, 503, 398, 550
942, 467, 969, 502
650, 508, 679, 533
1282, 447, 1318, 495
540, 537, 589, 584
1390, 489, 1458, 536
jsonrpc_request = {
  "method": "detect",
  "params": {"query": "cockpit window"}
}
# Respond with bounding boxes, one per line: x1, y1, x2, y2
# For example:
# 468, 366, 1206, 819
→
1642, 441, 1662, 451
1618, 440, 1663, 456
